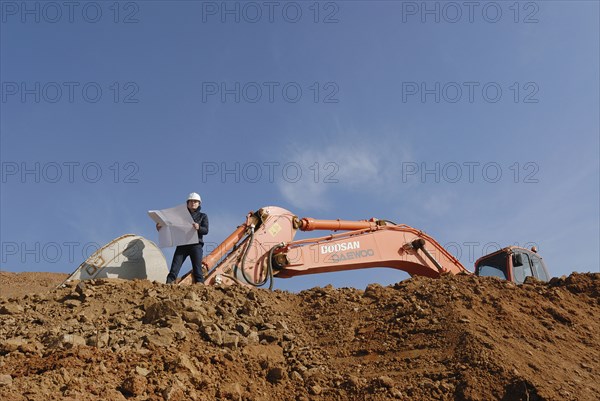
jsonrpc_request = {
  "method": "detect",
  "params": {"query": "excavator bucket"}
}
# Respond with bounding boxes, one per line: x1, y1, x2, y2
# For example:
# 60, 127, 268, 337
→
60, 234, 168, 286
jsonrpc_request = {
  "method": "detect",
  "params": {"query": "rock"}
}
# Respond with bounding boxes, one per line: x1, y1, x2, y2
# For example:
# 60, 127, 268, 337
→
176, 354, 198, 375
64, 299, 82, 308
267, 367, 286, 383
247, 331, 260, 345
276, 321, 289, 330
75, 282, 94, 300
121, 375, 147, 397
0, 338, 26, 353
377, 375, 395, 388
100, 332, 110, 347
236, 322, 251, 336
143, 300, 179, 324
162, 383, 185, 401
303, 367, 326, 381
259, 329, 280, 343
559, 390, 571, 397
182, 299, 205, 312
218, 383, 242, 401
135, 366, 150, 377
347, 375, 363, 388
77, 312, 90, 323
169, 322, 188, 340
290, 370, 304, 382
218, 382, 243, 400
157, 327, 174, 336
166, 316, 184, 326
0, 304, 23, 315
145, 328, 174, 348
75, 281, 87, 294
181, 311, 207, 326
202, 325, 223, 345
87, 332, 110, 348
309, 384, 323, 395
222, 331, 240, 349
62, 334, 86, 348
18, 341, 42, 354
104, 389, 127, 401
173, 330, 187, 341
0, 374, 12, 387
364, 283, 383, 299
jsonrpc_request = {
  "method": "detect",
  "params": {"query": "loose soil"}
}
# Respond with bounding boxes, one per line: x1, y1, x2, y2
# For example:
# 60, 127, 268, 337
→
0, 271, 598, 401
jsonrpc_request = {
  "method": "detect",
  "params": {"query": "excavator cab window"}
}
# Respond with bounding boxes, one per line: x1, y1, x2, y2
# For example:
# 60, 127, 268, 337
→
512, 252, 533, 284
530, 254, 549, 281
512, 253, 524, 267
476, 252, 508, 280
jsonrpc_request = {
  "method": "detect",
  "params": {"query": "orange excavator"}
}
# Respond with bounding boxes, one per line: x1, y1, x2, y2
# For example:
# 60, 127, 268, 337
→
179, 206, 549, 288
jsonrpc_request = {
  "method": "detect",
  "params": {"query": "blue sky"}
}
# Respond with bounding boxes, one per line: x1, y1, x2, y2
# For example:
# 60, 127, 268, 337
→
1, 0, 598, 292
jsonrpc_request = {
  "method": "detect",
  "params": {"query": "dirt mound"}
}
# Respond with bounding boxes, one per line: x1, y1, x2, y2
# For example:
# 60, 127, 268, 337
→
0, 272, 598, 401
0, 272, 68, 299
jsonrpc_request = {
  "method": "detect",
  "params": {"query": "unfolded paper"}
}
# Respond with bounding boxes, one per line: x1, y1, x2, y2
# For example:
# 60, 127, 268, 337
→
148, 204, 197, 248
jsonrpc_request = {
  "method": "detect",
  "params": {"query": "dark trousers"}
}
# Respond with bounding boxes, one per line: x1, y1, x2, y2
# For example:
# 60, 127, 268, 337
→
166, 243, 204, 283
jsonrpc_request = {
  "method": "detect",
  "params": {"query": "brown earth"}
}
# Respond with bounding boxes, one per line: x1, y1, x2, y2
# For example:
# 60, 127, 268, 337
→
0, 272, 68, 298
0, 271, 598, 401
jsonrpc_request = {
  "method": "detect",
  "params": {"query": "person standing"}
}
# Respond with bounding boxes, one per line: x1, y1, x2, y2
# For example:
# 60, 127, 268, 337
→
157, 192, 209, 284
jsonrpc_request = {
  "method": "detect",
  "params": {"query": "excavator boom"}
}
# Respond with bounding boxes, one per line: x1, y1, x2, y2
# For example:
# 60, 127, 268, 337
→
179, 206, 469, 287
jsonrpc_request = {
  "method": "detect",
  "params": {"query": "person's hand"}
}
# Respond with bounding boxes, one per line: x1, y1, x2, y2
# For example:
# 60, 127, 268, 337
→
192, 223, 200, 230
156, 223, 162, 231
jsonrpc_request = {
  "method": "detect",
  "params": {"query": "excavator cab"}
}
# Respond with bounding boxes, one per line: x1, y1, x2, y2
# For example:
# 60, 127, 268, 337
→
474, 246, 549, 284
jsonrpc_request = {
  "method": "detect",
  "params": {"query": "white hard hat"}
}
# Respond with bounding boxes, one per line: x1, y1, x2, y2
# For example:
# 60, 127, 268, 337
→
187, 192, 201, 202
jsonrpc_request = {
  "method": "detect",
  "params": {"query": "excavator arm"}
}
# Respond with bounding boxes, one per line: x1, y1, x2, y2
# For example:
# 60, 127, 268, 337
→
179, 206, 469, 287
272, 222, 468, 279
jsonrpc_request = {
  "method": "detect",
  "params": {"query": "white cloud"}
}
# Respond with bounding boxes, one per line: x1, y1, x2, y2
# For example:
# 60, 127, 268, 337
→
276, 133, 414, 210
421, 190, 459, 216
279, 176, 332, 210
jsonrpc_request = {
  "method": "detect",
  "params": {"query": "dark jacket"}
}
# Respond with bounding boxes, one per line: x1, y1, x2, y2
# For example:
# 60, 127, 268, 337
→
189, 206, 209, 245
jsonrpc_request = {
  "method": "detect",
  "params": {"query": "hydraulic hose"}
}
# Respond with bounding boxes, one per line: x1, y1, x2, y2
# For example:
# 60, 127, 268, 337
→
234, 226, 274, 288
263, 243, 287, 290
233, 227, 257, 285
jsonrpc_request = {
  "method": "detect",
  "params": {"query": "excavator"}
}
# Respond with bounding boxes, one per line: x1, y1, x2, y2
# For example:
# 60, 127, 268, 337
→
178, 206, 550, 288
